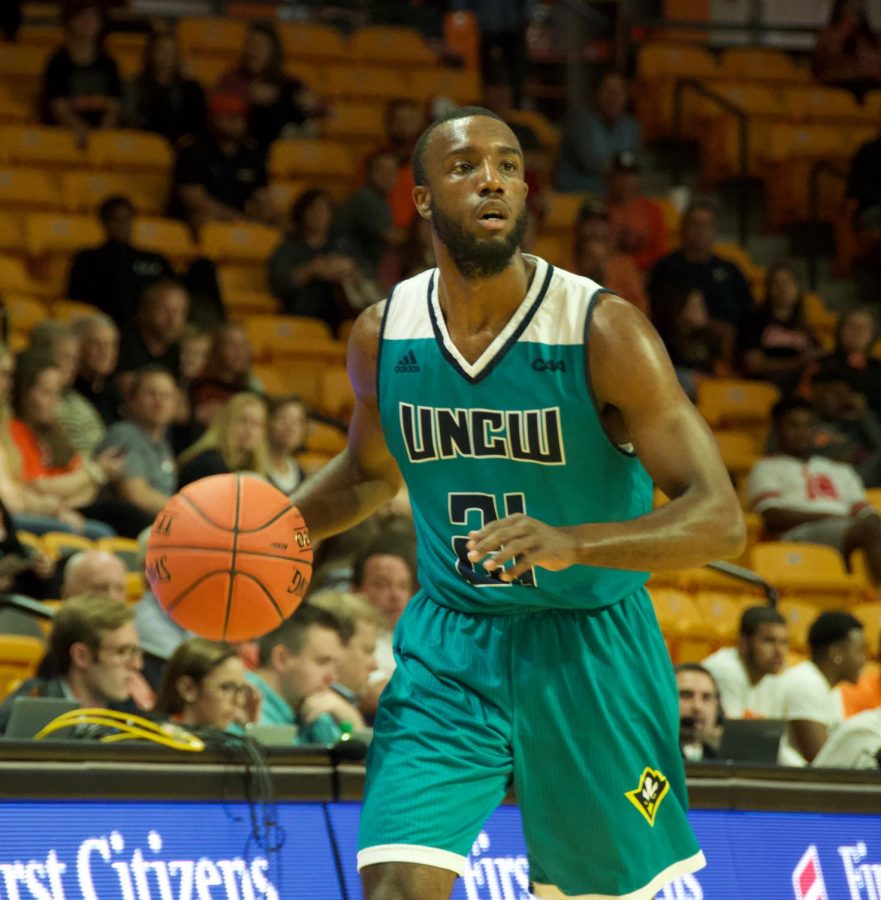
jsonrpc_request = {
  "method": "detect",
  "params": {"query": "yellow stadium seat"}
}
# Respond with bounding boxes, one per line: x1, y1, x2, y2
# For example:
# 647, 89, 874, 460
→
0, 214, 25, 256
6, 294, 49, 341
268, 139, 354, 189
0, 89, 32, 124
133, 218, 196, 265
713, 429, 761, 479
0, 125, 88, 169
225, 290, 279, 317
268, 180, 308, 216
24, 212, 102, 258
0, 44, 50, 83
350, 26, 436, 66
324, 65, 413, 103
648, 587, 702, 639
88, 130, 174, 175
126, 571, 145, 601
677, 638, 716, 664
219, 263, 269, 295
177, 17, 248, 57
0, 256, 52, 297
637, 42, 718, 80
783, 86, 866, 123
697, 378, 780, 430
0, 168, 61, 212
41, 531, 95, 558
411, 68, 481, 104
777, 598, 822, 652
52, 299, 100, 321
296, 450, 333, 476
277, 22, 346, 63
751, 541, 867, 602
61, 171, 169, 216
851, 602, 881, 643
305, 419, 347, 455
693, 591, 742, 644
244, 314, 334, 354
319, 103, 387, 144
200, 222, 281, 266
17, 25, 63, 47
719, 47, 809, 82
0, 635, 45, 700
506, 109, 561, 152
531, 235, 572, 269
317, 364, 355, 421
762, 123, 852, 163
542, 192, 588, 233
186, 55, 228, 89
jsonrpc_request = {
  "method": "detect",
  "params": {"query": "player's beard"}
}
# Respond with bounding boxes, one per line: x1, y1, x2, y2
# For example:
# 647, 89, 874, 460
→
430, 199, 529, 279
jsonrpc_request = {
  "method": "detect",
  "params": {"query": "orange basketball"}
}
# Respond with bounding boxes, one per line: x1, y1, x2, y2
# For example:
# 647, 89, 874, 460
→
145, 473, 312, 642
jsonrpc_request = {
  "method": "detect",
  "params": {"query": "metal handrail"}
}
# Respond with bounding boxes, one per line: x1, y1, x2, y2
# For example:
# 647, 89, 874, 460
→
706, 560, 779, 607
806, 159, 848, 290
673, 77, 751, 246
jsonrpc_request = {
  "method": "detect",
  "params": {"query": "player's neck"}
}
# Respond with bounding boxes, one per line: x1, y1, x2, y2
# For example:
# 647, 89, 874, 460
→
435, 251, 535, 336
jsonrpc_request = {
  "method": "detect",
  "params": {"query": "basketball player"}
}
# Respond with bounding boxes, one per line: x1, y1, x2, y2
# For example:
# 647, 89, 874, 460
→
293, 107, 746, 899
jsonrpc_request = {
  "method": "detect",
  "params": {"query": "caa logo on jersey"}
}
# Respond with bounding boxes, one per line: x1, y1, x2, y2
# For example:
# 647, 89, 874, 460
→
531, 359, 566, 373
792, 845, 828, 900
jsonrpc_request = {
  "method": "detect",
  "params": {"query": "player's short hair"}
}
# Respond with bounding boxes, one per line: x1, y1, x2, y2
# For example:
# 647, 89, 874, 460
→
98, 195, 134, 224
48, 595, 134, 676
257, 604, 349, 666
808, 611, 862, 656
740, 605, 787, 638
770, 396, 814, 423
412, 105, 507, 187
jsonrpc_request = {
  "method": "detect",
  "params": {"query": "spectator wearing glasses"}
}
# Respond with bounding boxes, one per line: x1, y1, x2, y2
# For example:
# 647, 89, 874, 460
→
0, 594, 142, 734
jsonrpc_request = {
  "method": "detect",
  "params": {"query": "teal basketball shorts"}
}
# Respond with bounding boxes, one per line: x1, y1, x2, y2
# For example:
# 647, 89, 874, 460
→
357, 589, 705, 898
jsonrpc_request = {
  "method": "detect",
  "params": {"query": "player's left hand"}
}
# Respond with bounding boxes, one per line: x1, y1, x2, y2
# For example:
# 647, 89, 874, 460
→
466, 514, 580, 582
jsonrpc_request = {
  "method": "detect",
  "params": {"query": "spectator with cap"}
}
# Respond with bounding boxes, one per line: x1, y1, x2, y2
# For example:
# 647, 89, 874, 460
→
746, 398, 881, 590
605, 151, 668, 273
41, 0, 121, 146
0, 594, 142, 734
556, 72, 641, 195
649, 198, 755, 362
778, 610, 866, 765
676, 663, 721, 762
67, 196, 174, 329
171, 90, 273, 229
703, 606, 788, 718
71, 314, 123, 428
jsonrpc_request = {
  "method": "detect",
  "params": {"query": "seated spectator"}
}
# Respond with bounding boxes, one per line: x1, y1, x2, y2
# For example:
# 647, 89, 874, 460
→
746, 398, 881, 587
676, 663, 721, 762
71, 314, 122, 427
305, 590, 382, 730
41, 0, 121, 147
703, 606, 788, 718
154, 638, 249, 733
648, 198, 754, 360
555, 72, 641, 195
268, 189, 361, 332
9, 351, 128, 540
740, 262, 818, 394
810, 367, 881, 487
379, 99, 426, 233
809, 306, 881, 415
30, 322, 105, 456
778, 610, 866, 765
248, 604, 348, 743
337, 149, 400, 281
574, 201, 649, 314
217, 21, 322, 153
605, 151, 668, 273
352, 537, 416, 682
122, 27, 206, 144
96, 365, 178, 523
171, 90, 273, 229
813, 706, 881, 768
266, 396, 307, 497
653, 286, 720, 401
177, 392, 268, 489
813, 0, 881, 99
847, 122, 881, 302
67, 196, 174, 328
117, 279, 189, 382
190, 322, 263, 415
61, 549, 127, 603
0, 594, 142, 734
179, 324, 211, 384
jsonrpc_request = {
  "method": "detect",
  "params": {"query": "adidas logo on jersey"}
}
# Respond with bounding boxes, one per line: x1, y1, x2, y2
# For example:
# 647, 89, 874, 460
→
395, 350, 420, 373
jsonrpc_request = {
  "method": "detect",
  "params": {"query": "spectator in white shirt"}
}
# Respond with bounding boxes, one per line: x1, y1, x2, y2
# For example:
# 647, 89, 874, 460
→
812, 707, 881, 769
778, 610, 867, 766
703, 606, 788, 718
746, 397, 881, 589
676, 663, 721, 762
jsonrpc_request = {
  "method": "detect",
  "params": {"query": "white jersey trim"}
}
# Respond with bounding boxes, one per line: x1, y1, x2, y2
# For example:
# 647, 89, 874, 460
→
357, 843, 467, 875
382, 268, 436, 341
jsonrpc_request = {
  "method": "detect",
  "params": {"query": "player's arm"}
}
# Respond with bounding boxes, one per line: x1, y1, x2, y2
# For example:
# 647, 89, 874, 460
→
469, 295, 746, 577
292, 303, 402, 542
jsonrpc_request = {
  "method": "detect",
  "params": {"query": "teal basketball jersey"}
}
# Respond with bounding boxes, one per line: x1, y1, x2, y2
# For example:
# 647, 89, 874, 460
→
377, 255, 653, 614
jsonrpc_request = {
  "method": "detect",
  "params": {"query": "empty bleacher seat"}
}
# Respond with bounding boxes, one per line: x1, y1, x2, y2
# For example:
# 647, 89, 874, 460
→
0, 125, 88, 169
0, 635, 45, 700
177, 17, 247, 58
61, 171, 169, 216
278, 22, 347, 64
751, 541, 868, 603
697, 378, 780, 431
200, 222, 281, 266
268, 139, 353, 191
88, 130, 174, 175
349, 26, 436, 67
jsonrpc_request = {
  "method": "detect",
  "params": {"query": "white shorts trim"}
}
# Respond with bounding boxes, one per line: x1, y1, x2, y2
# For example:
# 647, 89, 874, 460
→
357, 843, 468, 875
532, 849, 707, 899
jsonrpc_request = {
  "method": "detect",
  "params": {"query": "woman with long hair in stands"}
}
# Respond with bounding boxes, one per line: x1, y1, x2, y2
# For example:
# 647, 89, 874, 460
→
265, 395, 307, 497
813, 0, 881, 98
740, 262, 819, 394
154, 638, 250, 732
177, 391, 269, 489
123, 26, 206, 144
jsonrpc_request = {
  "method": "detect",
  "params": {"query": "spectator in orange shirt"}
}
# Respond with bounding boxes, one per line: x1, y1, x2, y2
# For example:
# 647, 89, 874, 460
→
380, 99, 426, 232
574, 200, 648, 315
605, 151, 668, 273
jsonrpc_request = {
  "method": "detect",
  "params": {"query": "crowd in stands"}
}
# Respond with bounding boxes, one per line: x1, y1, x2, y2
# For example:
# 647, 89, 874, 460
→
0, 0, 880, 770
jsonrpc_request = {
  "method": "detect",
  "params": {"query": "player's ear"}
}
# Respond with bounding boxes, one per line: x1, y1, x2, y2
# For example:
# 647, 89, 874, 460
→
413, 184, 432, 219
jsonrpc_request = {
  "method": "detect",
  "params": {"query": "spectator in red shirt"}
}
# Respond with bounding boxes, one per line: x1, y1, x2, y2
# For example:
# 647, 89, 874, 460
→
380, 99, 426, 232
606, 151, 668, 273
